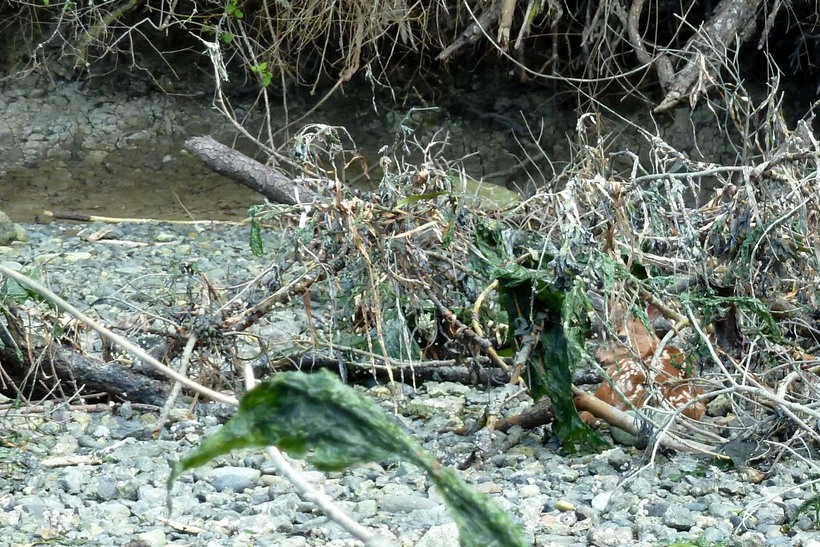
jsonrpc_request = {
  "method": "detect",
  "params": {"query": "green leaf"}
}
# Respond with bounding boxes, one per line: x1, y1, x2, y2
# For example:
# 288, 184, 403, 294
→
792, 492, 820, 525
0, 269, 47, 305
536, 317, 602, 452
249, 218, 264, 256
472, 219, 508, 273
496, 267, 602, 453
0, 277, 30, 304
221, 32, 234, 44
168, 371, 411, 477
685, 291, 781, 339
599, 255, 617, 293
396, 191, 447, 208
251, 63, 272, 87
168, 370, 527, 546
226, 0, 245, 19
433, 466, 528, 547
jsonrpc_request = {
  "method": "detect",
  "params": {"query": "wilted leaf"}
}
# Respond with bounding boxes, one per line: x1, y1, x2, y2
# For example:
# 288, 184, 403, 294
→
249, 218, 264, 256
168, 370, 527, 547
396, 191, 447, 208
496, 268, 602, 453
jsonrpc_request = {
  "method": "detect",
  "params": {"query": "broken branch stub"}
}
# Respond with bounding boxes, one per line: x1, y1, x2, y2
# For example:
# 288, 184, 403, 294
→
654, 0, 762, 112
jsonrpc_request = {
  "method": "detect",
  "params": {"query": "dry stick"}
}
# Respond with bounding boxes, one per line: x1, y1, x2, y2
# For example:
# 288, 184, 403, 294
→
428, 292, 505, 365
747, 197, 809, 301
154, 334, 198, 438
689, 309, 820, 445
222, 264, 281, 311
273, 79, 344, 139
470, 280, 509, 372
237, 23, 276, 149
191, 33, 315, 180
0, 264, 238, 406
75, 0, 142, 67
508, 327, 540, 385
242, 365, 396, 547
43, 210, 245, 226
572, 387, 721, 456
636, 287, 687, 325
626, 0, 674, 88
224, 265, 326, 332
312, 341, 499, 372
1, 264, 394, 544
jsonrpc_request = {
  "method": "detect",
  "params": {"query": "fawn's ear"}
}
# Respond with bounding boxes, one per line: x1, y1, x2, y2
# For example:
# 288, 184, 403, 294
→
586, 291, 609, 341
645, 304, 673, 336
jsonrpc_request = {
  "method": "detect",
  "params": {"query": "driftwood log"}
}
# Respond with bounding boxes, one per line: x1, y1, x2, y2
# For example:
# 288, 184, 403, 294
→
0, 327, 170, 407
185, 136, 316, 205
263, 352, 514, 386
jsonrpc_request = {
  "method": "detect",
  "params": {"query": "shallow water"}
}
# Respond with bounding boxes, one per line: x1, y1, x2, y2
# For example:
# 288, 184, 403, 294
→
0, 70, 583, 224
1, 137, 265, 224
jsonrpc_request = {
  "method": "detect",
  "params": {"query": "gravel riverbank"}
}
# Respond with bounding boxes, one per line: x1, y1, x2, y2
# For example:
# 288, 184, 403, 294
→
0, 220, 819, 547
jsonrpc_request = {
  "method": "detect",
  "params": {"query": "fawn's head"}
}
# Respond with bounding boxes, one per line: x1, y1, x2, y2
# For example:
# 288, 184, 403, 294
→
595, 303, 665, 366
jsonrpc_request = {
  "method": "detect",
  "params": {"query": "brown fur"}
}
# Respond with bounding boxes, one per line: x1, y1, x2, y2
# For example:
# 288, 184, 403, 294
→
586, 303, 705, 423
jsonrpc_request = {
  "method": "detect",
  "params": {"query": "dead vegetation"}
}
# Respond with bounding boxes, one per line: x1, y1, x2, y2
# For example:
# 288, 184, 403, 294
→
2, 1, 820, 470
3, 56, 820, 467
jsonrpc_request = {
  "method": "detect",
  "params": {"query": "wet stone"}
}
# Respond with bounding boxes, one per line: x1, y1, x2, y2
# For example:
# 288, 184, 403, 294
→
754, 502, 785, 525
379, 494, 441, 513
662, 502, 696, 531
588, 523, 635, 546
212, 474, 256, 493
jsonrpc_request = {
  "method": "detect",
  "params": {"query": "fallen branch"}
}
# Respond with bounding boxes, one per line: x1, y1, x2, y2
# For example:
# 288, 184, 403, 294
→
42, 210, 244, 225
490, 396, 554, 433
184, 136, 316, 205
0, 306, 172, 406
572, 386, 722, 456
437, 0, 503, 61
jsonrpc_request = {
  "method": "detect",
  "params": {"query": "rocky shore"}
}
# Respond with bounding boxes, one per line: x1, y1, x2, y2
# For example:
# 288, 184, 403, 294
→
0, 220, 818, 547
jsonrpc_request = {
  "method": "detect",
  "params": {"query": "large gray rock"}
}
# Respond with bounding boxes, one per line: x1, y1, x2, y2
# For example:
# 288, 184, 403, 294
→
0, 210, 28, 245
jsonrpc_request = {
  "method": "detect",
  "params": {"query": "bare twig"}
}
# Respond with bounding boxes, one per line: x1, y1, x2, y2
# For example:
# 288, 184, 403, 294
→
0, 264, 238, 406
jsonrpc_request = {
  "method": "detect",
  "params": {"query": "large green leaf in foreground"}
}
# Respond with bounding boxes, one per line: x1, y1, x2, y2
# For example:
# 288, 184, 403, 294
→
167, 370, 527, 547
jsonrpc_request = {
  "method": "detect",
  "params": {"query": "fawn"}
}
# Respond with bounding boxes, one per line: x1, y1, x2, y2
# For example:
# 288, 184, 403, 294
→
586, 302, 705, 423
